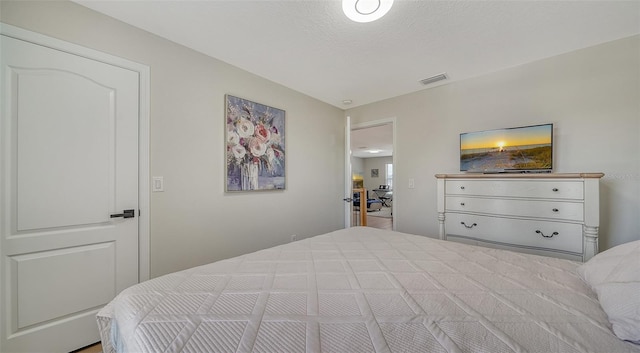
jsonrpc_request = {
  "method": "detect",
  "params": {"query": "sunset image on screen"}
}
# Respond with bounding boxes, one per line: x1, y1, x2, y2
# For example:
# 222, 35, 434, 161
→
460, 124, 552, 171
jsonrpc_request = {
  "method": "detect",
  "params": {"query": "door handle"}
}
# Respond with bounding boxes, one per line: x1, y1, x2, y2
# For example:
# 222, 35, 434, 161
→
110, 209, 135, 219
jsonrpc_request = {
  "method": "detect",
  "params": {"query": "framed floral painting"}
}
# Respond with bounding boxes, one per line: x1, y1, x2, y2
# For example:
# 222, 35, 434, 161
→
225, 95, 285, 191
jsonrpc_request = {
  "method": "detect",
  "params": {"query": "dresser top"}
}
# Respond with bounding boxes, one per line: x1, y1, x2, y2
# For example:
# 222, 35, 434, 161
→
435, 173, 604, 179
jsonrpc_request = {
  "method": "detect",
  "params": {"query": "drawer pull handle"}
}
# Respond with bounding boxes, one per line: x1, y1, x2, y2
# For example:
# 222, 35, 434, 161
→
460, 202, 465, 206
552, 208, 559, 212
536, 230, 558, 238
461, 222, 477, 229
552, 188, 559, 192
460, 186, 465, 190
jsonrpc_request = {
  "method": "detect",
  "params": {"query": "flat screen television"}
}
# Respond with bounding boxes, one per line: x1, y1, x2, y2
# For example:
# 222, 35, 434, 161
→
460, 123, 553, 173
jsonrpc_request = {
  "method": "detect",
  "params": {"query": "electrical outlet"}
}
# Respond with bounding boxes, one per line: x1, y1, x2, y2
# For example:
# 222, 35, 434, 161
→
291, 234, 298, 242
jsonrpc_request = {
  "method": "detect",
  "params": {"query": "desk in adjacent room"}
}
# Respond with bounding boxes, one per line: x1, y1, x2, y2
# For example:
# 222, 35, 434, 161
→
373, 188, 392, 206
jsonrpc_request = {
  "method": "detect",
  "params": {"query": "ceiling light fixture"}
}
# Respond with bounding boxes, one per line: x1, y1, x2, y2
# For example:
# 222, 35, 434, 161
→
343, 0, 394, 23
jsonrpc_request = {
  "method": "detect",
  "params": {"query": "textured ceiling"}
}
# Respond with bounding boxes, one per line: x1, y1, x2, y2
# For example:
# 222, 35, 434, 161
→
74, 0, 640, 110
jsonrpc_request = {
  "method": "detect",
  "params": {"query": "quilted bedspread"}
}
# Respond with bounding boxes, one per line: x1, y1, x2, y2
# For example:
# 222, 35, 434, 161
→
97, 227, 640, 353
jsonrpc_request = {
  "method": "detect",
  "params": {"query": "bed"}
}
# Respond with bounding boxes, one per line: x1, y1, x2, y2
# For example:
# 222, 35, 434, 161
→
97, 227, 640, 353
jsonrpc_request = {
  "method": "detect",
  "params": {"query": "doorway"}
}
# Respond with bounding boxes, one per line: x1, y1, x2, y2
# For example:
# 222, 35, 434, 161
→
350, 120, 395, 230
0, 24, 150, 353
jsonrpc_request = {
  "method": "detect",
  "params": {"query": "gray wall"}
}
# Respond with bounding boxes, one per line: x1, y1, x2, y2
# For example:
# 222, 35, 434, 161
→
363, 157, 393, 194
346, 35, 640, 250
1, 1, 346, 277
3, 1, 637, 272
350, 156, 393, 199
351, 156, 365, 185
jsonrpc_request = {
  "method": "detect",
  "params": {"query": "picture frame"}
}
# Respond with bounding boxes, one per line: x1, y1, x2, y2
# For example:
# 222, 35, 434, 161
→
371, 168, 379, 178
225, 95, 286, 191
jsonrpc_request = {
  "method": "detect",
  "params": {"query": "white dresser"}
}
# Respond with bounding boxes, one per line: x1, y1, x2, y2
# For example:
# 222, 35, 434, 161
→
436, 173, 604, 262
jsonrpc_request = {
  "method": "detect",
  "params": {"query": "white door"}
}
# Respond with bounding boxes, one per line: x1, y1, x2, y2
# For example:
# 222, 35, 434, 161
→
1, 35, 140, 352
344, 116, 353, 227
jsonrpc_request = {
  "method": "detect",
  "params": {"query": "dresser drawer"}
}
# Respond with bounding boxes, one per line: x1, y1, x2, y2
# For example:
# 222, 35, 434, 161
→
445, 180, 583, 200
445, 196, 584, 221
444, 213, 583, 254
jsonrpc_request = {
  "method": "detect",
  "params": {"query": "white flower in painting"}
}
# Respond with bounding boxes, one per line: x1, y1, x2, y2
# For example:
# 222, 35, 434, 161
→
232, 144, 246, 159
237, 118, 255, 138
227, 130, 240, 145
266, 147, 275, 163
249, 138, 267, 157
270, 131, 281, 144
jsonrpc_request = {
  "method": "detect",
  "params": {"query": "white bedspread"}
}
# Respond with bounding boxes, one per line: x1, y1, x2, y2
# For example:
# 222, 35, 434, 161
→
97, 227, 640, 353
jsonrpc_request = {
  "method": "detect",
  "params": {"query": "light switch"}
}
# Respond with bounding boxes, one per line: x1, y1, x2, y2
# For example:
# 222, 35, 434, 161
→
408, 178, 415, 189
152, 176, 164, 192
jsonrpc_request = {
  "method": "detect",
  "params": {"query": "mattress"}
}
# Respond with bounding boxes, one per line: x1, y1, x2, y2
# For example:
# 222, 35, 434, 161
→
97, 227, 640, 353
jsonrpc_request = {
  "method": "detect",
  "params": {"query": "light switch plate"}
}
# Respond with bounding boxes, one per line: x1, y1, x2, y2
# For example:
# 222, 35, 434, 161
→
408, 178, 415, 189
152, 176, 164, 192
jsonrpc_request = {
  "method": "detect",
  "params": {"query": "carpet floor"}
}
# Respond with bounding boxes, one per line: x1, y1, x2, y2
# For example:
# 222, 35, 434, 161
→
366, 206, 392, 218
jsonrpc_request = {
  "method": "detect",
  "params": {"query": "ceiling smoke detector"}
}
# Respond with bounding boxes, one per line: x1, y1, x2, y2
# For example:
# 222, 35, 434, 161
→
419, 73, 448, 86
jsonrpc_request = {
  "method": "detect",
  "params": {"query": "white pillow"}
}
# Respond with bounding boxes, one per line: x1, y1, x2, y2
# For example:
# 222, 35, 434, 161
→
577, 240, 640, 343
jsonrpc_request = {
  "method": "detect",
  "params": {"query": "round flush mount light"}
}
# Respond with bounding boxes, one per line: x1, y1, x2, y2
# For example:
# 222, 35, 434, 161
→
343, 0, 394, 23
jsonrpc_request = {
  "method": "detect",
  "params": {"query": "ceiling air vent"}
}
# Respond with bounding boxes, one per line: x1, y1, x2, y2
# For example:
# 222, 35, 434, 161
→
419, 73, 448, 86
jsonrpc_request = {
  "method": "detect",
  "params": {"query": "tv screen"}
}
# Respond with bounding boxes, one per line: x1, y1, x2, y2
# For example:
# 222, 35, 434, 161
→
460, 123, 553, 172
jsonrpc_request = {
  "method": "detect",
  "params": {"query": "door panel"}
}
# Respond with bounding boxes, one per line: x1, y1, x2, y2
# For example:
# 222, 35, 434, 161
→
1, 35, 139, 352
13, 243, 116, 328
16, 69, 114, 231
